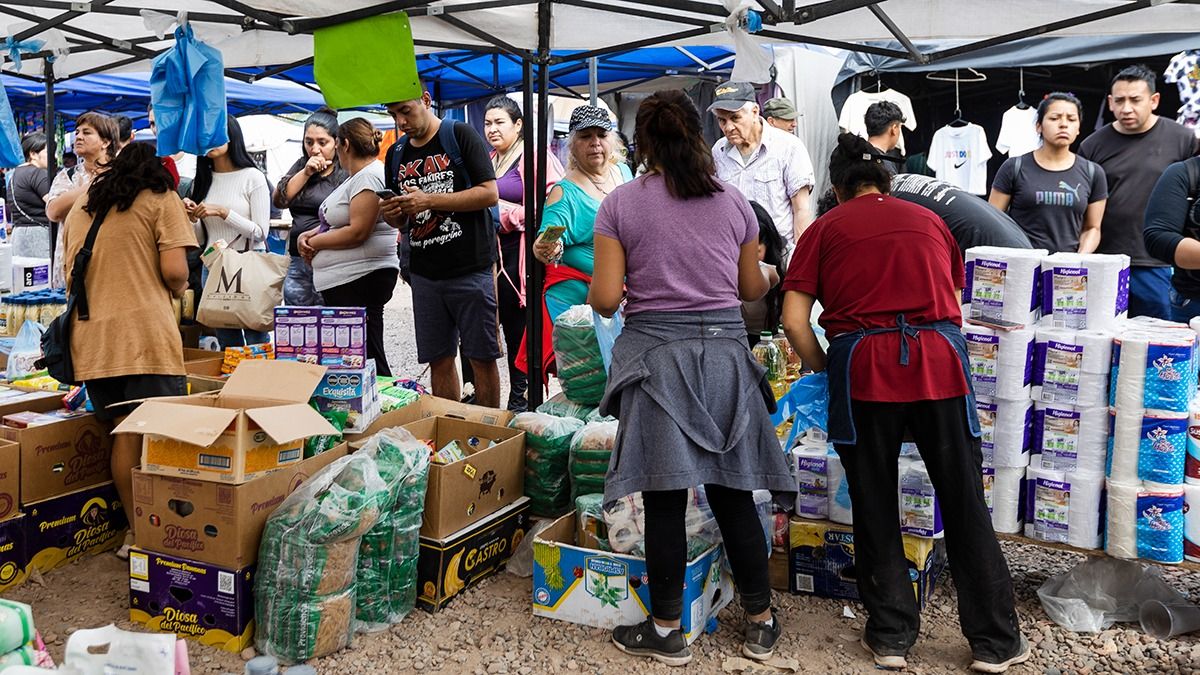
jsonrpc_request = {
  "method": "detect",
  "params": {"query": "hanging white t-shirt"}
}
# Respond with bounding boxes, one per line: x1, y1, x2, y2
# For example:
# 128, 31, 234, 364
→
1165, 50, 1200, 127
838, 88, 918, 154
928, 123, 992, 195
995, 105, 1040, 157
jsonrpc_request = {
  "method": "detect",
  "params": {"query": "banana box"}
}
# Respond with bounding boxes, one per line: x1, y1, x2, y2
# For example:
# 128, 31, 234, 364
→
24, 481, 127, 574
417, 496, 531, 612
0, 514, 27, 593
532, 513, 733, 645
789, 518, 946, 608
128, 548, 255, 653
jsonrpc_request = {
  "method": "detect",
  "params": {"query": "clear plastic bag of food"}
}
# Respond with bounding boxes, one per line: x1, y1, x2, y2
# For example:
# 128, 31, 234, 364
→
255, 585, 356, 664
568, 420, 618, 500
512, 412, 586, 517
536, 392, 596, 421
552, 305, 608, 405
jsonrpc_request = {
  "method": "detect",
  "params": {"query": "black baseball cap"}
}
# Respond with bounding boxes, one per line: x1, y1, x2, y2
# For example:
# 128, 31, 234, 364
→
707, 81, 757, 113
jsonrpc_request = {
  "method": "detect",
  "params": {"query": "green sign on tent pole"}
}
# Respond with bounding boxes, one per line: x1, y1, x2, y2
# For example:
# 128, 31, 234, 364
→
314, 12, 422, 109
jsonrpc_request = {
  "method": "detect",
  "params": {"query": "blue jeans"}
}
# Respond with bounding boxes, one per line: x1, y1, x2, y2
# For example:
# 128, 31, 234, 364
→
1129, 266, 1172, 320
1169, 287, 1200, 325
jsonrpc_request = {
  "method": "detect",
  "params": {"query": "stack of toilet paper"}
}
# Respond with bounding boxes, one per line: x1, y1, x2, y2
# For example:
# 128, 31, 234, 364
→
1032, 327, 1113, 407
1107, 480, 1186, 564
964, 246, 1049, 326
1110, 328, 1198, 413
978, 397, 1032, 468
793, 442, 831, 521
964, 324, 1036, 400
1040, 252, 1130, 331
1185, 482, 1200, 563
983, 465, 1027, 534
1032, 402, 1108, 474
1024, 465, 1105, 549
1108, 408, 1189, 485
899, 454, 943, 538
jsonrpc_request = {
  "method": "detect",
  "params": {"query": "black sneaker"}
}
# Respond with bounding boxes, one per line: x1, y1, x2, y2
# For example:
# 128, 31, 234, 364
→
612, 618, 692, 667
742, 609, 782, 661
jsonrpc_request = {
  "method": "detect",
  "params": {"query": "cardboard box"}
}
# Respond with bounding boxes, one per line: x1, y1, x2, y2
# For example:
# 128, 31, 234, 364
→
0, 514, 27, 593
131, 444, 349, 569
114, 360, 338, 484
0, 409, 113, 504
25, 481, 127, 573
310, 360, 380, 434
788, 519, 946, 608
319, 307, 367, 369
187, 375, 226, 395
129, 548, 255, 653
0, 385, 65, 418
183, 348, 223, 377
274, 306, 321, 364
347, 396, 515, 442
0, 439, 17, 520
532, 514, 733, 644
400, 416, 524, 538
418, 497, 531, 612
768, 546, 790, 592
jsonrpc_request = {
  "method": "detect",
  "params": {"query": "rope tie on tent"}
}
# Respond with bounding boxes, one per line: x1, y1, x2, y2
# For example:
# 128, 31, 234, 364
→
2, 26, 67, 76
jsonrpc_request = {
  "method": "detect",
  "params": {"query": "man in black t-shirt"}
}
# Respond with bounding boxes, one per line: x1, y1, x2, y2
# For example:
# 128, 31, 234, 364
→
1079, 64, 1199, 320
380, 90, 502, 407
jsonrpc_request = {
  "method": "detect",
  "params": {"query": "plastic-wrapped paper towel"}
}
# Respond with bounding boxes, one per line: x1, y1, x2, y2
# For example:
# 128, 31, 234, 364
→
1111, 328, 1197, 413
1032, 402, 1108, 474
1040, 252, 1130, 331
898, 456, 942, 538
1107, 481, 1185, 563
983, 465, 1026, 534
1107, 408, 1188, 485
1186, 402, 1200, 485
1023, 466, 1105, 549
977, 396, 1032, 467
964, 246, 1049, 325
964, 324, 1036, 400
1186, 484, 1200, 563
1032, 327, 1113, 407
827, 450, 853, 525
793, 443, 830, 520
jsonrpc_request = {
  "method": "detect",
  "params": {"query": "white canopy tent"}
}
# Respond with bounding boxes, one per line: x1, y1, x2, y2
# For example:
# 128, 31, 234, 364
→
4, 0, 1197, 401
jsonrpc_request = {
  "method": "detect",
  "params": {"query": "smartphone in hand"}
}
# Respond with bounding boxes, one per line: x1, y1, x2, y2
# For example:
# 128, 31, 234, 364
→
375, 189, 398, 200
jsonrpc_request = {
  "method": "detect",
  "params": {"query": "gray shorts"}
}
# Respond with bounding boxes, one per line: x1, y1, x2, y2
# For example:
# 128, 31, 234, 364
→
410, 268, 502, 364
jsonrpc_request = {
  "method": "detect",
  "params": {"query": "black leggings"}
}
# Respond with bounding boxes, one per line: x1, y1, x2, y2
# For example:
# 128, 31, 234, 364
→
320, 267, 399, 377
642, 484, 771, 621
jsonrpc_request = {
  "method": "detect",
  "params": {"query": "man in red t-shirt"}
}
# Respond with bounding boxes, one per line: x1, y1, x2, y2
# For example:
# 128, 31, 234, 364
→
781, 133, 1029, 674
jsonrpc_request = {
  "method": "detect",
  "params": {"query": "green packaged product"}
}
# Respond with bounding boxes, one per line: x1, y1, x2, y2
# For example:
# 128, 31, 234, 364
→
535, 392, 595, 421
380, 385, 420, 413
551, 305, 608, 406
568, 420, 618, 501
305, 407, 348, 459
511, 412, 585, 517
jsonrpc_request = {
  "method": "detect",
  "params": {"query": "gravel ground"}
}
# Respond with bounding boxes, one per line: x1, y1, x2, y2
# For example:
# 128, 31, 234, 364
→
11, 288, 1200, 673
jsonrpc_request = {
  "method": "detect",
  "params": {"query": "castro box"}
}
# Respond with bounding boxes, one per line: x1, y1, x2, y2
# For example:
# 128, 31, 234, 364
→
532, 514, 732, 645
131, 444, 348, 569
310, 360, 380, 434
0, 515, 27, 593
0, 409, 113, 505
274, 306, 321, 364
114, 360, 338, 484
418, 496, 531, 612
789, 519, 946, 608
25, 481, 127, 573
129, 548, 255, 653
348, 396, 515, 443
400, 416, 524, 538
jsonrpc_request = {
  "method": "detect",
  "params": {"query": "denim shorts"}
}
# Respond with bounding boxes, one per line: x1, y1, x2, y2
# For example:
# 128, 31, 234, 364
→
410, 268, 501, 363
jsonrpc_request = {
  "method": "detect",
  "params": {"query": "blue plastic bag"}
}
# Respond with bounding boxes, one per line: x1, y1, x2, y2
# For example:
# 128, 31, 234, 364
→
593, 308, 624, 373
150, 24, 229, 157
0, 79, 24, 168
770, 372, 829, 449
6, 320, 44, 381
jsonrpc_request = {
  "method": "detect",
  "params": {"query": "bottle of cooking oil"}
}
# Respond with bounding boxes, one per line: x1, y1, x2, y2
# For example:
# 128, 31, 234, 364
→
752, 331, 786, 399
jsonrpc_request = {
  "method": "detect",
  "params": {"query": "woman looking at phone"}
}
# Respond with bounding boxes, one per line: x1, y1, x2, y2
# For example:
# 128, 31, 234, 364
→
299, 118, 399, 375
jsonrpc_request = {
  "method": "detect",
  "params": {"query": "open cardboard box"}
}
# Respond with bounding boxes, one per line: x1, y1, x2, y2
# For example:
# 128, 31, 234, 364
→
114, 360, 339, 484
183, 348, 223, 377
347, 395, 515, 443
397, 416, 524, 539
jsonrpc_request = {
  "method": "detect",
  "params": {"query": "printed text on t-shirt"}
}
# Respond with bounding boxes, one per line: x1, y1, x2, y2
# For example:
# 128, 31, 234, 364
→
398, 153, 462, 247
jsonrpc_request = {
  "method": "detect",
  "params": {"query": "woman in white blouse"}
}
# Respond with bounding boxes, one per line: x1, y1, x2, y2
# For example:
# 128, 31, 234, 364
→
184, 115, 272, 346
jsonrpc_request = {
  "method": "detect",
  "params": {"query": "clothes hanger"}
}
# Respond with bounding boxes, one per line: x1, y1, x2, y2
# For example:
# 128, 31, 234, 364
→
925, 67, 987, 83
1015, 68, 1030, 110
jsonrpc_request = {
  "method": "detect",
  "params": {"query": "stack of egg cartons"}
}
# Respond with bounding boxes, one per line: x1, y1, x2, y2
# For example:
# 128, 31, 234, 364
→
962, 246, 1047, 535
1106, 317, 1197, 564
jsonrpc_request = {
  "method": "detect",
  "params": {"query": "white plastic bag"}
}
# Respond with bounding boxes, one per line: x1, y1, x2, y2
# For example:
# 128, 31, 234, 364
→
5, 320, 43, 381
64, 625, 177, 674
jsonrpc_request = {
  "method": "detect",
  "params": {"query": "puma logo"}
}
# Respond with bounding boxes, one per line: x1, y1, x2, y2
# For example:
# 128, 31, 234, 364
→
1058, 181, 1082, 199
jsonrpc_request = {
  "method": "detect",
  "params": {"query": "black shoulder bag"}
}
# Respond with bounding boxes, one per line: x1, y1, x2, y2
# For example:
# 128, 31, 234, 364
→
37, 205, 109, 385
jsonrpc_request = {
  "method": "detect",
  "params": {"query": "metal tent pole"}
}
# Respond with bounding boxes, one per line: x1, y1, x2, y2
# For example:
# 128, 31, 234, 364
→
524, 0, 552, 407
44, 61, 58, 275
588, 57, 598, 106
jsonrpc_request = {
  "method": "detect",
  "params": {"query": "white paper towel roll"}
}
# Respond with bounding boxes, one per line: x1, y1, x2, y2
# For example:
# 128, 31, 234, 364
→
1024, 466, 1105, 549
965, 246, 1049, 325
964, 324, 1036, 400
984, 465, 1025, 534
1113, 329, 1197, 413
1185, 484, 1200, 563
1032, 327, 1113, 407
1106, 479, 1139, 559
978, 396, 1032, 467
1040, 252, 1130, 331
794, 444, 829, 520
899, 457, 943, 538
1187, 403, 1200, 486
827, 449, 853, 525
1033, 402, 1108, 474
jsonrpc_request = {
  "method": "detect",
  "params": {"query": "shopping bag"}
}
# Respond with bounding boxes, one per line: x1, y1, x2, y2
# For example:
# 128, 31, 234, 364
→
63, 625, 177, 674
196, 247, 287, 332
771, 371, 829, 449
592, 308, 624, 373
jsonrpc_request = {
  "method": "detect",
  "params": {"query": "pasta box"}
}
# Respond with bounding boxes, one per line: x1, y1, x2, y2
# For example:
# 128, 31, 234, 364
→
417, 496, 530, 612
0, 409, 113, 505
310, 359, 380, 434
24, 481, 127, 574
0, 514, 27, 593
128, 548, 255, 653
114, 360, 339, 484
347, 396, 515, 443
130, 443, 349, 569
532, 513, 732, 645
789, 518, 946, 609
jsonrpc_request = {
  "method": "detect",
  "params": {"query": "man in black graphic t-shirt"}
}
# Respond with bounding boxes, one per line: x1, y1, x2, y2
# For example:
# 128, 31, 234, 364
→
381, 90, 501, 407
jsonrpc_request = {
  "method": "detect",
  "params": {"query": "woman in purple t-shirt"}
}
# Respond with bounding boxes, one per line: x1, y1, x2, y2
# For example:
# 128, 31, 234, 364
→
590, 90, 795, 666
